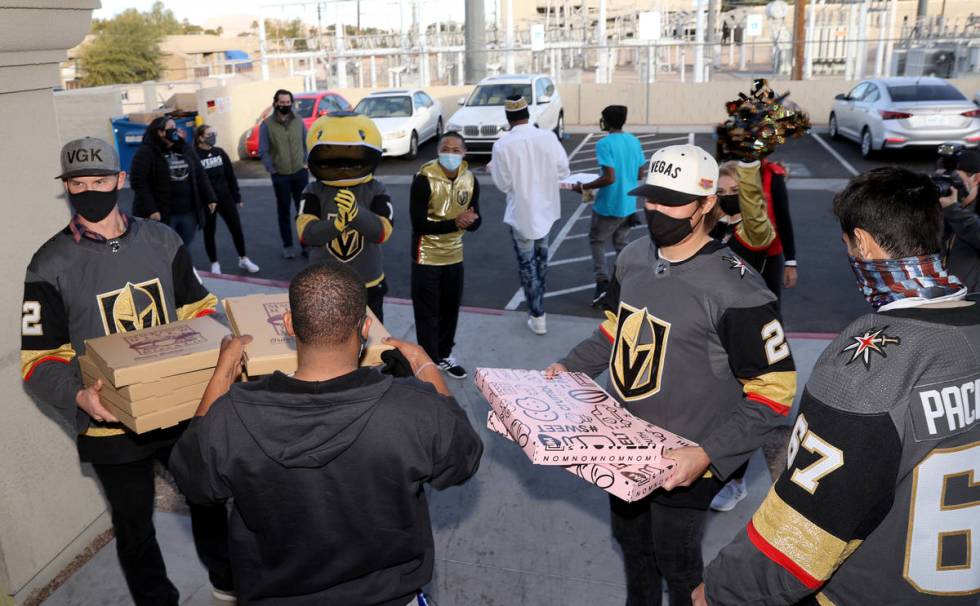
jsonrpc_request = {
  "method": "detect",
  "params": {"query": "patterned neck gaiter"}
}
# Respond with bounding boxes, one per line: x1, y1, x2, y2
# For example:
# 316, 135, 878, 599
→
848, 254, 964, 310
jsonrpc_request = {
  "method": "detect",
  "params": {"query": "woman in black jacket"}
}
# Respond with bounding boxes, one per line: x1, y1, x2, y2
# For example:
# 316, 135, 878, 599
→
130, 116, 216, 246
194, 124, 259, 274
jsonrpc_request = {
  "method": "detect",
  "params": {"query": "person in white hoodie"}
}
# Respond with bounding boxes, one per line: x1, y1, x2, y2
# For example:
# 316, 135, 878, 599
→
490, 95, 570, 335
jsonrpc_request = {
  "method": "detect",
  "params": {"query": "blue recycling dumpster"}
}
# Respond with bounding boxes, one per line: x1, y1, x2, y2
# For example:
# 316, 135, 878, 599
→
111, 114, 198, 173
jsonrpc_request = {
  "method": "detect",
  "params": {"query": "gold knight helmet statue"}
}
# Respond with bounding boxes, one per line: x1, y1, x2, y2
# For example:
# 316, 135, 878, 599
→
306, 111, 383, 186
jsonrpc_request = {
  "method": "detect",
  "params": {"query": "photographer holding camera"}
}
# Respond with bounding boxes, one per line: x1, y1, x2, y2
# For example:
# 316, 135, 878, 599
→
939, 148, 980, 291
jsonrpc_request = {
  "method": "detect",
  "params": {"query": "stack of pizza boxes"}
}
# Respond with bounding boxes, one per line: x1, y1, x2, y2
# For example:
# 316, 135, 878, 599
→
475, 368, 695, 502
79, 316, 228, 434
222, 293, 393, 377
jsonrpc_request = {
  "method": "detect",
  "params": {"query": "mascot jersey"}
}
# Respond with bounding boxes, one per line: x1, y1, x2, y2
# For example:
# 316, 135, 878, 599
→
298, 180, 393, 288
297, 112, 393, 288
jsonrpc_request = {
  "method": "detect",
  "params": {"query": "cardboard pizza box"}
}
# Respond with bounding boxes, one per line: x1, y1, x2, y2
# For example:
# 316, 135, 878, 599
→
84, 316, 228, 388
487, 411, 676, 502
81, 366, 208, 417
475, 368, 696, 466
223, 293, 393, 376
101, 398, 199, 434
78, 354, 214, 401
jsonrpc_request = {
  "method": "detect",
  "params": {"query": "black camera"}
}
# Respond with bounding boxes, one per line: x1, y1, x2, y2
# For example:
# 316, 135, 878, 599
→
932, 173, 957, 198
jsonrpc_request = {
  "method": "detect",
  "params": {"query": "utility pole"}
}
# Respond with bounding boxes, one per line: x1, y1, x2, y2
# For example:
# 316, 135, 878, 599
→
791, 0, 807, 80
464, 0, 486, 83
707, 0, 720, 68
597, 0, 608, 83
506, 0, 515, 73
259, 14, 269, 80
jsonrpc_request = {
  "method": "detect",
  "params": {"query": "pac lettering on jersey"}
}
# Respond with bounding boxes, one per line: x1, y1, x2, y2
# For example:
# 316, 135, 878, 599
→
910, 374, 980, 441
610, 302, 671, 402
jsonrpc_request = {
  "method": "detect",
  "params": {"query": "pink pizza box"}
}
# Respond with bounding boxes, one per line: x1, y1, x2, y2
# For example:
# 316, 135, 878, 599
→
486, 410, 677, 502
475, 367, 696, 466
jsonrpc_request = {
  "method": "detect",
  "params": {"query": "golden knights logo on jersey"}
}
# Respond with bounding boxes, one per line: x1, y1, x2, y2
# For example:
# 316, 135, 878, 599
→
97, 279, 170, 335
611, 302, 671, 402
456, 189, 470, 208
329, 229, 365, 261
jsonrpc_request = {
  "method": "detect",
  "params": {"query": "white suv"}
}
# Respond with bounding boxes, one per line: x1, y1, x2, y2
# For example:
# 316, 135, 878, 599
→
446, 74, 565, 154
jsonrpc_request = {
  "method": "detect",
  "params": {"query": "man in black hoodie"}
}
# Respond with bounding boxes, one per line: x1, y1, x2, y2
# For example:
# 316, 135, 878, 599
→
170, 261, 483, 605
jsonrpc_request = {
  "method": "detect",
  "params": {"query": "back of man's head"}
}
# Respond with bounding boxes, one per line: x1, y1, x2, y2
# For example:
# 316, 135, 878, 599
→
289, 261, 367, 346
601, 105, 628, 130
833, 166, 942, 258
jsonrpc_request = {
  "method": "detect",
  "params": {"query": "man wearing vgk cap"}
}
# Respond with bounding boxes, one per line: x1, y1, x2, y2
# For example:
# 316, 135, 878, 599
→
21, 137, 234, 604
547, 144, 797, 606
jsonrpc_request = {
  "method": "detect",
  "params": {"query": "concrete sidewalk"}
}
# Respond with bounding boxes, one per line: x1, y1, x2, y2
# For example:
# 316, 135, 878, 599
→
42, 276, 830, 606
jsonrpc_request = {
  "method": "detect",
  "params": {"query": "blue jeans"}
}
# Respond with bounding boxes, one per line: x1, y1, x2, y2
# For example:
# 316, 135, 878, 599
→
511, 228, 549, 318
271, 169, 309, 248
168, 212, 198, 247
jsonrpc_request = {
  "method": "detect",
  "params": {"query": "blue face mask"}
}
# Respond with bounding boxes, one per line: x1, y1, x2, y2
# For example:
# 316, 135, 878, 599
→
438, 153, 464, 172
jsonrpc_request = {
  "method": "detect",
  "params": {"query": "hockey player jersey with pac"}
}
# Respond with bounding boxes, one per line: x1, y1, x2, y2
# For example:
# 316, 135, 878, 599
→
560, 238, 797, 485
705, 302, 980, 605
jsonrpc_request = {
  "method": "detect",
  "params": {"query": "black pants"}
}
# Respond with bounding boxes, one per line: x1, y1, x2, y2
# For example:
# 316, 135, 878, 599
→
204, 197, 246, 262
271, 169, 308, 248
610, 495, 708, 606
411, 262, 464, 361
92, 445, 233, 606
367, 279, 388, 324
762, 252, 785, 303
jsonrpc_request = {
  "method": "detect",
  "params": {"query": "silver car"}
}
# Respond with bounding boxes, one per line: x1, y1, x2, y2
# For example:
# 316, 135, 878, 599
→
828, 76, 980, 158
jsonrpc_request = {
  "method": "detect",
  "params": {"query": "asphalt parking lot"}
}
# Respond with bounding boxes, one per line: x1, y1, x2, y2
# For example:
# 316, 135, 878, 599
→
118, 129, 946, 334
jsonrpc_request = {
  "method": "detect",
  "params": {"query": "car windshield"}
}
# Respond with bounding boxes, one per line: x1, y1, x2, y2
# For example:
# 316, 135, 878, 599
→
292, 97, 316, 118
467, 84, 533, 107
886, 84, 966, 102
355, 97, 413, 118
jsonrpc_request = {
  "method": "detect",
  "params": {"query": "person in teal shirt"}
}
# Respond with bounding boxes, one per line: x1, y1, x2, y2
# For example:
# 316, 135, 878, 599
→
573, 105, 647, 305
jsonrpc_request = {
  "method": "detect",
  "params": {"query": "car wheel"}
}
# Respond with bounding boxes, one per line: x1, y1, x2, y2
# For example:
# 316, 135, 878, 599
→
829, 113, 840, 140
860, 128, 875, 159
405, 131, 419, 160
554, 111, 565, 140
436, 118, 444, 139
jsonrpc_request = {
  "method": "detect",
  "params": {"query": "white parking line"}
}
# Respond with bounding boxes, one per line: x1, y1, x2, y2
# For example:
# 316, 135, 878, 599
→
544, 284, 595, 298
550, 251, 615, 267
688, 132, 695, 145
565, 224, 643, 240
810, 132, 859, 176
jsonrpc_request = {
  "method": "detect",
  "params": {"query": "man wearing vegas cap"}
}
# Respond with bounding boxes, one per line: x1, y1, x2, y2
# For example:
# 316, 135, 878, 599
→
547, 144, 796, 605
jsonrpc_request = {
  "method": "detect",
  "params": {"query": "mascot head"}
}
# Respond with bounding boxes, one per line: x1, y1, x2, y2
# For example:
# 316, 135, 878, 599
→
306, 111, 383, 187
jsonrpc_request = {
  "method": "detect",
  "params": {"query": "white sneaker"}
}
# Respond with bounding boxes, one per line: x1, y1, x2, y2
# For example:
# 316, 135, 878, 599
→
238, 256, 260, 273
710, 478, 748, 512
527, 314, 547, 335
211, 587, 237, 603
210, 261, 221, 274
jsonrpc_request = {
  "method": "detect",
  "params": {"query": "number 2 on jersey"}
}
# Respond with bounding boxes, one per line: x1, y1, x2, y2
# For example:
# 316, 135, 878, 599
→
762, 320, 790, 365
904, 441, 979, 596
22, 301, 42, 336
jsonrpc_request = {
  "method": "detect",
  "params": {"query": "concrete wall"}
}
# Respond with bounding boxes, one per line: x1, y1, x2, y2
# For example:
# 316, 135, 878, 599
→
0, 2, 108, 605
54, 88, 123, 145
196, 76, 304, 160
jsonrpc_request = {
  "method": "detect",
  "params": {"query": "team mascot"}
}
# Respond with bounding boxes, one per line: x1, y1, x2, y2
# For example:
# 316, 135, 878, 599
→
297, 111, 394, 321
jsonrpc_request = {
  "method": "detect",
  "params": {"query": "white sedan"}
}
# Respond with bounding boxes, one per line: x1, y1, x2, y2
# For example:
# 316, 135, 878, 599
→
354, 89, 444, 159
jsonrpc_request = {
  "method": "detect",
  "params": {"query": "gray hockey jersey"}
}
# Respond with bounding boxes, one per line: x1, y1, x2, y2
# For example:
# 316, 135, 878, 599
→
705, 301, 980, 605
560, 238, 797, 483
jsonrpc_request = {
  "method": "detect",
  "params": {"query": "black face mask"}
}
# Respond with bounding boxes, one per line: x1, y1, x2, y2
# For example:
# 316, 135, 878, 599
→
202, 133, 217, 146
275, 104, 292, 115
69, 187, 119, 223
165, 128, 181, 143
718, 193, 740, 216
645, 206, 702, 247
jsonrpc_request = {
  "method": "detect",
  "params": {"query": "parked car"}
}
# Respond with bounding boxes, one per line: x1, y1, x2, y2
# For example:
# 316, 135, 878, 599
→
828, 76, 980, 158
445, 74, 564, 154
244, 90, 353, 159
353, 89, 444, 159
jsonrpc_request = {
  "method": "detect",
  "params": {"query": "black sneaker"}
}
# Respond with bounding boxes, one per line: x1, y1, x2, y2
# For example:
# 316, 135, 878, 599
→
592, 282, 608, 306
438, 356, 468, 379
